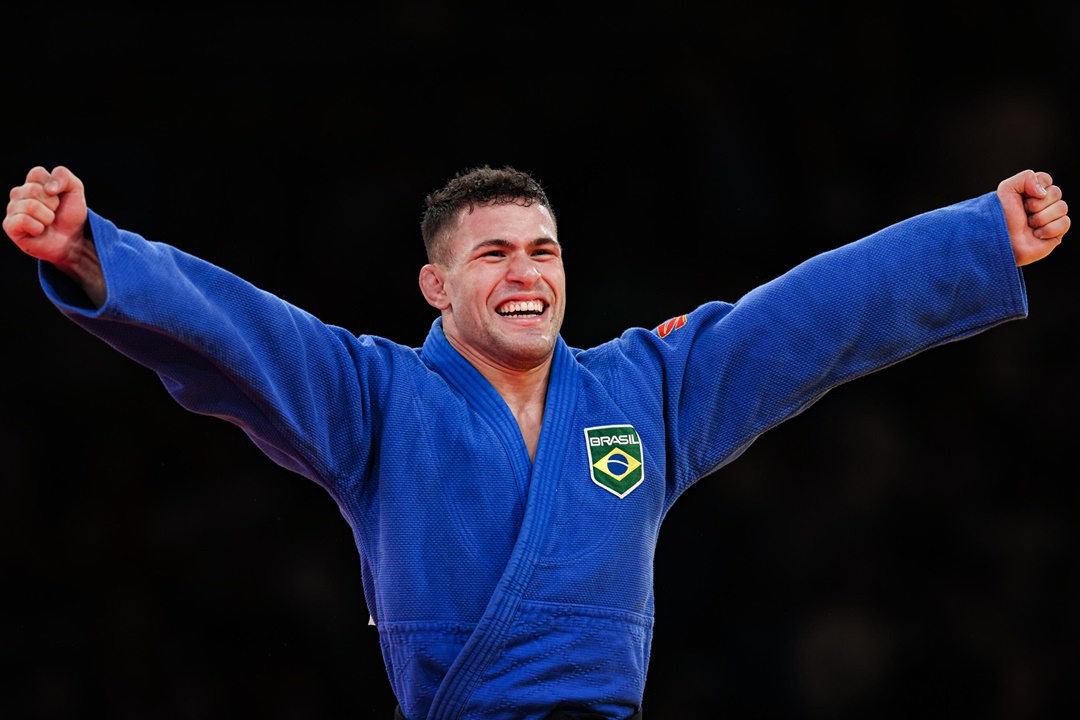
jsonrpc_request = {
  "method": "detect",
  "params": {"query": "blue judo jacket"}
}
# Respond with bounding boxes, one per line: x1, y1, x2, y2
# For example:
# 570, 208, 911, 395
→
41, 191, 1027, 720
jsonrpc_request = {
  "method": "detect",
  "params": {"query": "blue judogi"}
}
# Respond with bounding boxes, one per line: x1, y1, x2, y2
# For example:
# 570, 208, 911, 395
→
41, 191, 1026, 719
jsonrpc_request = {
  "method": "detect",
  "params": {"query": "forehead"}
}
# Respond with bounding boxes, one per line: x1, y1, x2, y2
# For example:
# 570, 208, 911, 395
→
447, 202, 557, 255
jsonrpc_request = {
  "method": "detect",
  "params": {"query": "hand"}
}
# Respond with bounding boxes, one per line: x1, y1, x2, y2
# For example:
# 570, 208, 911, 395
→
4, 165, 89, 266
4, 165, 105, 306
996, 169, 1069, 266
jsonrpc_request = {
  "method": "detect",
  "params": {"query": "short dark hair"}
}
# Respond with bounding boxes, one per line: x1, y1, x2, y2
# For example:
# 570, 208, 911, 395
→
421, 165, 555, 265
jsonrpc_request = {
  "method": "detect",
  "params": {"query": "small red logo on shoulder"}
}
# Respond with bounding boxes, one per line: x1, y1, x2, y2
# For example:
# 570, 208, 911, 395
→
656, 314, 687, 338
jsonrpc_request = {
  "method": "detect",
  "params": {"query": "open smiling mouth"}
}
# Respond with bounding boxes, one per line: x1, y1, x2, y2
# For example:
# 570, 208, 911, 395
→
497, 300, 547, 317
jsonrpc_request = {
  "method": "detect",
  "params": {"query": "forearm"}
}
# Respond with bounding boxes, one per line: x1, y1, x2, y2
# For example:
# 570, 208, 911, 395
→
665, 191, 1028, 484
52, 223, 106, 309
42, 210, 376, 488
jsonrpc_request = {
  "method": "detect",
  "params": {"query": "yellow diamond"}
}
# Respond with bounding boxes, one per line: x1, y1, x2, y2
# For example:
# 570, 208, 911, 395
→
592, 448, 642, 482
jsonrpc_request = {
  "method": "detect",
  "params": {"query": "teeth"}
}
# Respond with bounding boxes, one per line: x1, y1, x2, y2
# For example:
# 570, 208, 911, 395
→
498, 300, 545, 316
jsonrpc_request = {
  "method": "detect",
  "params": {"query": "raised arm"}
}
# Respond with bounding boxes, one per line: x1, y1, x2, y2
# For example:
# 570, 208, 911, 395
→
6, 164, 397, 491
4, 165, 105, 306
997, 169, 1070, 266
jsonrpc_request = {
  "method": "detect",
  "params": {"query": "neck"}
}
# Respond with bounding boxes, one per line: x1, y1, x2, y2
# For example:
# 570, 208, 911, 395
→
453, 342, 553, 410
445, 337, 553, 462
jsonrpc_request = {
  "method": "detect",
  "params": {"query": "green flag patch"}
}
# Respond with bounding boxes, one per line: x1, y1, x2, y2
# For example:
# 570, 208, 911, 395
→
584, 424, 644, 498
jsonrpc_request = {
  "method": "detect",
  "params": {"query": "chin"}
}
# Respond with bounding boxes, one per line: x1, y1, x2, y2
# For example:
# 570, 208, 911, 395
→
502, 338, 557, 369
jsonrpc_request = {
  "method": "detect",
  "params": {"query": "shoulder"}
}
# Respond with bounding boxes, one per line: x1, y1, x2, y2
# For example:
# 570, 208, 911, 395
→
576, 301, 736, 370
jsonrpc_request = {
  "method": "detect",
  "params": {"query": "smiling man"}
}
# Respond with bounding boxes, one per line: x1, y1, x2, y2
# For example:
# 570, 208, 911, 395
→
4, 163, 1069, 720
417, 174, 566, 462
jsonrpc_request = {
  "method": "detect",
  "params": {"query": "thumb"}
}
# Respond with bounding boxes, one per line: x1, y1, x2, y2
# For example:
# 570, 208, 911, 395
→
45, 165, 85, 198
40, 166, 89, 239
997, 168, 1046, 200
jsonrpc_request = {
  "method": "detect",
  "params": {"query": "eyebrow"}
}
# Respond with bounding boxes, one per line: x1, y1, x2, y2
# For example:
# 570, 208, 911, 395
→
470, 237, 561, 253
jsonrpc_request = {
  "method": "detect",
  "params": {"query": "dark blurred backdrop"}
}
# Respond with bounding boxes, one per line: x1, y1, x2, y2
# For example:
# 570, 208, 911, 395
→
2, 4, 1077, 719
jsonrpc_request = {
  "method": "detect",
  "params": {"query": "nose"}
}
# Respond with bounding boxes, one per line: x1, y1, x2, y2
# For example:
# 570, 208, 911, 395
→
506, 252, 542, 284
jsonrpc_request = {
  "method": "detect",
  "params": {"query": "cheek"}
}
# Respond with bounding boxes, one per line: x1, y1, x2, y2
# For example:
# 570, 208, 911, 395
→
459, 283, 493, 314
547, 271, 566, 297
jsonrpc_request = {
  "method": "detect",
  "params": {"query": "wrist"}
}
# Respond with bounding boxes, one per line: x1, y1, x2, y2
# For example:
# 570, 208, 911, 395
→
57, 222, 107, 308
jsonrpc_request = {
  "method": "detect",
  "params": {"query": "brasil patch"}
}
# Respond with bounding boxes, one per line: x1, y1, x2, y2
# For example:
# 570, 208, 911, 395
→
584, 424, 644, 498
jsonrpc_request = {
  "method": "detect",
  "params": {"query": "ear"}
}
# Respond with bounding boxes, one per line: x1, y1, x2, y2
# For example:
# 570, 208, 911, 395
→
419, 264, 450, 310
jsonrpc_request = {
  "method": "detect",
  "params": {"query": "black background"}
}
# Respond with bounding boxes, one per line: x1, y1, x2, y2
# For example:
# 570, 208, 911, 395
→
3, 4, 1077, 719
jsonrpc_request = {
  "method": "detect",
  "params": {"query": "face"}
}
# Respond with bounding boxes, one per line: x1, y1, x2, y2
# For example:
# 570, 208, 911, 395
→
420, 202, 565, 373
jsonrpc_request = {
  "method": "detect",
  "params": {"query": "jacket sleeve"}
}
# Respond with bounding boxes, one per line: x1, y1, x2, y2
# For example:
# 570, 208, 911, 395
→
611, 191, 1028, 494
39, 209, 391, 496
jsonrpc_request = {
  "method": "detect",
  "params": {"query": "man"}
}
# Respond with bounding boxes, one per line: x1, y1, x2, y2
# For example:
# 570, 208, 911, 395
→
4, 163, 1069, 720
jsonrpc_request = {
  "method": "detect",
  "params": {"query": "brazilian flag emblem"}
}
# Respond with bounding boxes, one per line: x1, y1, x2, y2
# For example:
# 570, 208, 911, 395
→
584, 424, 644, 498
